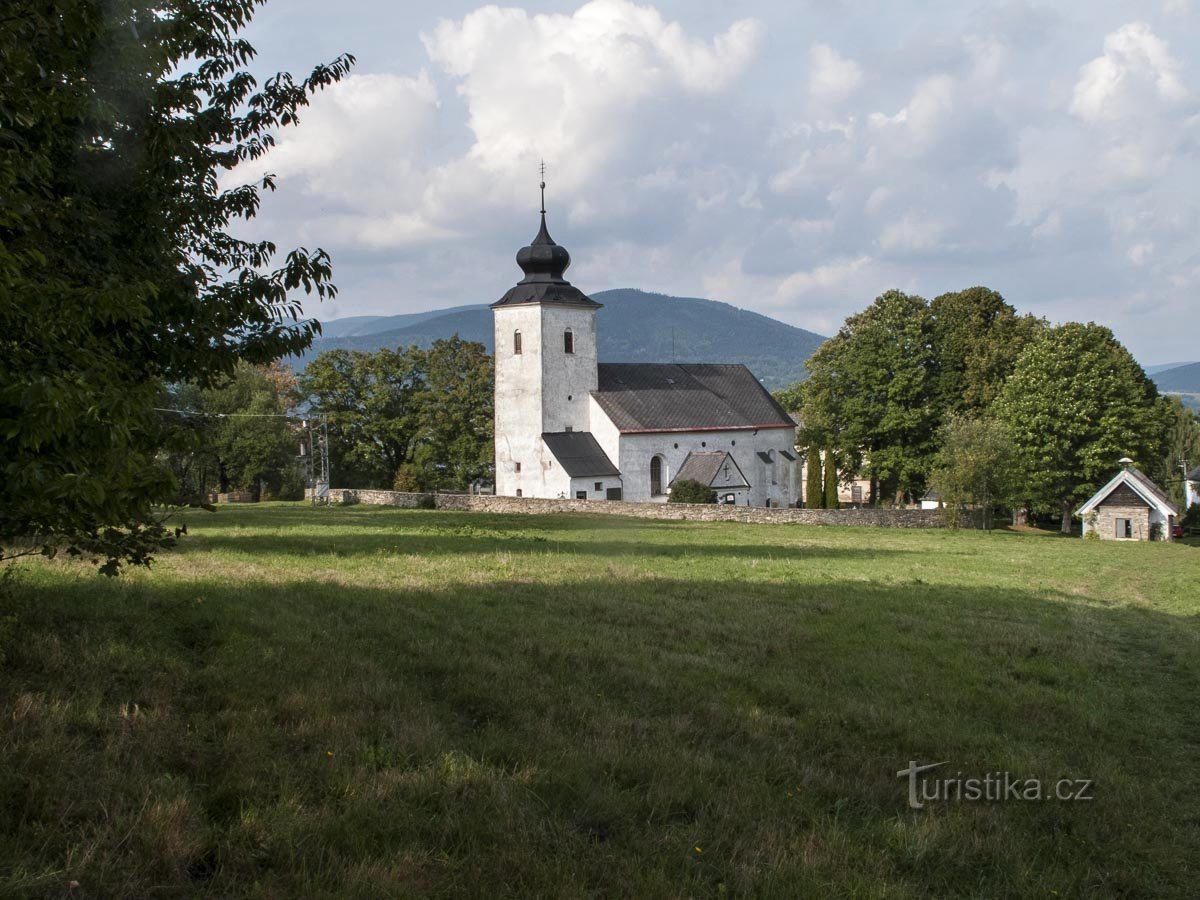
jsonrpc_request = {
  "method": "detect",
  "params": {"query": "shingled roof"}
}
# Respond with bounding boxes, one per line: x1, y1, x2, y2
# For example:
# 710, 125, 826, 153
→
592, 364, 797, 433
1075, 466, 1178, 518
670, 451, 750, 489
541, 432, 620, 478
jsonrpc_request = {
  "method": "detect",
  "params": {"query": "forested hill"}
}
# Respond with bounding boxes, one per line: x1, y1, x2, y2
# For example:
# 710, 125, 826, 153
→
296, 289, 828, 389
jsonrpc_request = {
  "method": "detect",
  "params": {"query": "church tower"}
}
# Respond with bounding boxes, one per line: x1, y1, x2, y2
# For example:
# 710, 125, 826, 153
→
492, 182, 600, 498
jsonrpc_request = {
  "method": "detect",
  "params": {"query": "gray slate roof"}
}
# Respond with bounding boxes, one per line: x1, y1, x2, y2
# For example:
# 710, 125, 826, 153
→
670, 451, 750, 489
541, 432, 620, 478
593, 363, 797, 433
1188, 465, 1200, 482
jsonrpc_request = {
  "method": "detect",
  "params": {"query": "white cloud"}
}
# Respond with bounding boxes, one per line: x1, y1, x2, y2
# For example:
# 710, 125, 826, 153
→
1070, 22, 1187, 122
809, 44, 862, 105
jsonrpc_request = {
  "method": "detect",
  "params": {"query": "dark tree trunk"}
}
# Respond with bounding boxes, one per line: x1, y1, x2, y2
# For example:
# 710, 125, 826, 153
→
1060, 499, 1073, 535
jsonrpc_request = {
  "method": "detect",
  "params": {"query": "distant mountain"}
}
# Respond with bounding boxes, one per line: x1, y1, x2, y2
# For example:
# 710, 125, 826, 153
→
296, 288, 826, 389
1145, 361, 1198, 376
1151, 362, 1200, 393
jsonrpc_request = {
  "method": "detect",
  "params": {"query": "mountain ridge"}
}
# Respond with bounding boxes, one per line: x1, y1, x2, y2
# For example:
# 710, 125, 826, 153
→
297, 289, 827, 389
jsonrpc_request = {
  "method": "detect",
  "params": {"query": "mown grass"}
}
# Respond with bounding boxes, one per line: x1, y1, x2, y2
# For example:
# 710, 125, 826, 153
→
1, 503, 1198, 898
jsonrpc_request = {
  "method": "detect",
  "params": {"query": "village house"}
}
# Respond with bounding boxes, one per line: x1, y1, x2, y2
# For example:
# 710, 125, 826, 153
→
1075, 459, 1178, 541
492, 203, 800, 506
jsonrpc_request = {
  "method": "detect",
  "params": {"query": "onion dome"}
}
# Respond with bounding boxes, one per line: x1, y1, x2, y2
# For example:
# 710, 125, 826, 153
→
492, 182, 601, 309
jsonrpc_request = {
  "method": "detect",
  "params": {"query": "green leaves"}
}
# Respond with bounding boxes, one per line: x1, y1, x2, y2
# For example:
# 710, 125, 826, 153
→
0, 1, 353, 572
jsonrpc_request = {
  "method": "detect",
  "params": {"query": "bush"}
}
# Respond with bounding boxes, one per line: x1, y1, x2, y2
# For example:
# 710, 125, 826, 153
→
393, 464, 423, 492
272, 466, 306, 502
415, 493, 437, 510
669, 479, 716, 504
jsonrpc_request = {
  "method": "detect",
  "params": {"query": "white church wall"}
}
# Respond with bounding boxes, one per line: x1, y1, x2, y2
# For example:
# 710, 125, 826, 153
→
540, 305, 598, 435
494, 305, 545, 498
569, 475, 623, 500
614, 426, 798, 506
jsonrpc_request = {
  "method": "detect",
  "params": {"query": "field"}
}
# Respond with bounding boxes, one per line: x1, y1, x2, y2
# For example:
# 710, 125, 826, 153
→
2, 504, 1198, 898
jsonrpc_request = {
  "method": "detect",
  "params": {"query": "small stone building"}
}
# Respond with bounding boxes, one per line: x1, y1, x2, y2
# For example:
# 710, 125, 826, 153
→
1075, 460, 1178, 541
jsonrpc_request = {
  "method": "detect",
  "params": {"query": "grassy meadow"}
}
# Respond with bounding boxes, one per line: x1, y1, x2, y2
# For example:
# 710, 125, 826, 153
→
1, 503, 1198, 897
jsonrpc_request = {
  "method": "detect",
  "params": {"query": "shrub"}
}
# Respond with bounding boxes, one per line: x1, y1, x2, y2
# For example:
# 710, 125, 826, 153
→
415, 493, 437, 510
393, 464, 423, 492
669, 480, 716, 504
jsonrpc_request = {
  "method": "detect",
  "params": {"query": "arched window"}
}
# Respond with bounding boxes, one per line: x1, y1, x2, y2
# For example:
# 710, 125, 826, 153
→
514, 330, 522, 355
650, 455, 664, 496
564, 329, 574, 354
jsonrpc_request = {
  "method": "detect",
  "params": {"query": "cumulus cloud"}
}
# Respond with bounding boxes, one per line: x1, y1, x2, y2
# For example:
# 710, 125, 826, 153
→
1070, 22, 1187, 122
809, 44, 862, 105
240, 0, 1200, 362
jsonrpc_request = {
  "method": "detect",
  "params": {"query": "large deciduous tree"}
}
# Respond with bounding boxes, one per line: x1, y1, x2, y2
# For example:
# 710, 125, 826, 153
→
800, 290, 937, 505
929, 287, 1042, 414
0, 1, 352, 572
301, 339, 494, 491
929, 414, 1018, 530
994, 323, 1167, 534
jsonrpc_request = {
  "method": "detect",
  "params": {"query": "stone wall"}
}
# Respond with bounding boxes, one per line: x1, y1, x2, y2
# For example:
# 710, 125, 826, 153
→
1094, 504, 1152, 541
311, 487, 966, 528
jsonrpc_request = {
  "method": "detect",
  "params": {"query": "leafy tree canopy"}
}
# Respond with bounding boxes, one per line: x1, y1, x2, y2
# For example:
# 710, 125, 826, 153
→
0, 0, 352, 571
668, 480, 716, 504
993, 322, 1167, 533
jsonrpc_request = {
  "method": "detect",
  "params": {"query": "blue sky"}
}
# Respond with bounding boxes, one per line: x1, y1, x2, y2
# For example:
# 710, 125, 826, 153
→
236, 1, 1200, 363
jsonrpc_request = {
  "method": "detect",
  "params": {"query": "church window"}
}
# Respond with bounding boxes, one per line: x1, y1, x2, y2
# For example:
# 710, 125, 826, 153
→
594, 482, 603, 491
514, 330, 522, 354
514, 462, 521, 473
575, 491, 587, 500
516, 489, 523, 497
650, 456, 664, 496
564, 330, 574, 354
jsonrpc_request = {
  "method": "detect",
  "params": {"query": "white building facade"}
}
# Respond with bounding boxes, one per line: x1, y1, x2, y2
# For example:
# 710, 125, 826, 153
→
493, 211, 799, 506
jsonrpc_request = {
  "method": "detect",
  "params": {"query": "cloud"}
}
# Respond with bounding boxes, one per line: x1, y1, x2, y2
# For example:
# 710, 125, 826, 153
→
1070, 22, 1187, 122
238, 0, 1200, 363
809, 44, 862, 105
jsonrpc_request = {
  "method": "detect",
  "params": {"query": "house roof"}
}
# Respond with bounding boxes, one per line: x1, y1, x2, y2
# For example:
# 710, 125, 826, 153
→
670, 451, 750, 489
592, 363, 797, 434
541, 431, 620, 478
1187, 465, 1200, 482
1075, 466, 1179, 519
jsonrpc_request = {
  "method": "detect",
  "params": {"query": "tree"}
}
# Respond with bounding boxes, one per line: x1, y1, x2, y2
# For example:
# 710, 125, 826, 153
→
801, 290, 937, 505
805, 446, 824, 508
301, 338, 494, 491
203, 363, 299, 498
1, 1, 353, 572
994, 323, 1167, 534
410, 337, 494, 490
929, 415, 1018, 530
929, 287, 1042, 414
668, 479, 716, 504
823, 449, 840, 508
1153, 397, 1200, 511
301, 348, 423, 488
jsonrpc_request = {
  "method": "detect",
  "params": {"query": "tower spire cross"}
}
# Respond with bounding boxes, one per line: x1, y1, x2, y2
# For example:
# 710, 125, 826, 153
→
539, 159, 546, 215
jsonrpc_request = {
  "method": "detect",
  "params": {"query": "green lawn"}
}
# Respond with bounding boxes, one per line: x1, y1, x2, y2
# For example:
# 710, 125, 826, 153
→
2, 504, 1198, 898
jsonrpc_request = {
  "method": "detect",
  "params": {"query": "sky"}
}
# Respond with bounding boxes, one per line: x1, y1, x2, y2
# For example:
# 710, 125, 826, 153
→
235, 0, 1200, 363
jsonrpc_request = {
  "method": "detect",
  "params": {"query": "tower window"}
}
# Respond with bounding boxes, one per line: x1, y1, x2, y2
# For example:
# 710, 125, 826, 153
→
564, 330, 574, 354
514, 462, 521, 473
514, 330, 522, 355
650, 455, 664, 496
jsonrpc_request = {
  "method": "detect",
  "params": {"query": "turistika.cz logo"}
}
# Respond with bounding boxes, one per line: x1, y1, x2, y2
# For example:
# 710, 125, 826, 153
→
897, 761, 1094, 809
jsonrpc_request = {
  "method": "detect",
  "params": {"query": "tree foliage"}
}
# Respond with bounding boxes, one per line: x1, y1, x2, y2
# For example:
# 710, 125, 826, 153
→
668, 479, 716, 504
800, 290, 937, 504
804, 446, 823, 509
929, 287, 1042, 414
929, 415, 1018, 530
0, 0, 352, 572
822, 448, 840, 509
1153, 396, 1200, 510
301, 338, 493, 491
993, 323, 1166, 533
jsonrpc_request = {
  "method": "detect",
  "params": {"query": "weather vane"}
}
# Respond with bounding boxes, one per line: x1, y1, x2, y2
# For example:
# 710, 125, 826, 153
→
539, 159, 546, 215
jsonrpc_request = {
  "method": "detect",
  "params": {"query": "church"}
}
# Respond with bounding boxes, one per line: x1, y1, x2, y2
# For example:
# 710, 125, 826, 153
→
492, 200, 800, 507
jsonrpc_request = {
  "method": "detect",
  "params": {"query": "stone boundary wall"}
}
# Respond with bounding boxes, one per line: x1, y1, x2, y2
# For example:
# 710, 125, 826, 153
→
309, 488, 965, 528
